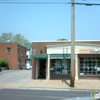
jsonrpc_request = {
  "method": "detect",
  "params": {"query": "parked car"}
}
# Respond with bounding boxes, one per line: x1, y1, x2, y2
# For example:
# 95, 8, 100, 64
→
0, 66, 2, 72
22, 65, 32, 70
22, 65, 27, 70
26, 65, 32, 70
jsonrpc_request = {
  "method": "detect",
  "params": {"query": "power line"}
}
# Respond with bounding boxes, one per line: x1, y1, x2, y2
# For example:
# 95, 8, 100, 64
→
0, 2, 70, 4
0, 1, 100, 6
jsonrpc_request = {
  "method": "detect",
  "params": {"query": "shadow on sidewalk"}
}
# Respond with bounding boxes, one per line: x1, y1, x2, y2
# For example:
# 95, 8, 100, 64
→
61, 79, 70, 86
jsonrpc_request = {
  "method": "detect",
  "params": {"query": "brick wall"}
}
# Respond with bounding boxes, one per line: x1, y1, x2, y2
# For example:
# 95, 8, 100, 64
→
0, 43, 26, 69
18, 45, 26, 69
32, 41, 100, 54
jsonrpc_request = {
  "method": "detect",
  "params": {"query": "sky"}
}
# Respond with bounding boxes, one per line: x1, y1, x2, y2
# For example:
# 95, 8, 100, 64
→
0, 0, 100, 42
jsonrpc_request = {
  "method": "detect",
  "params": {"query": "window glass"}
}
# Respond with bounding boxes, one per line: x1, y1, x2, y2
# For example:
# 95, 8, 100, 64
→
80, 57, 100, 75
52, 59, 71, 75
7, 47, 11, 54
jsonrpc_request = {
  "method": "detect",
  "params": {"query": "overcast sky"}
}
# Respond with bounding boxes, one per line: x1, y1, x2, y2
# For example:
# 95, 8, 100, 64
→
0, 0, 100, 42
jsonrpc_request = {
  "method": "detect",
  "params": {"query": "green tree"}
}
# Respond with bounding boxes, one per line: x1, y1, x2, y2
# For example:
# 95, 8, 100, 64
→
0, 59, 9, 68
0, 32, 30, 44
12, 34, 30, 44
0, 32, 13, 42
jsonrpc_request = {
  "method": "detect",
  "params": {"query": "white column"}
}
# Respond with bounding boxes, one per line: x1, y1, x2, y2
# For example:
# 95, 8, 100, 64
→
36, 59, 39, 79
47, 54, 50, 80
75, 54, 78, 80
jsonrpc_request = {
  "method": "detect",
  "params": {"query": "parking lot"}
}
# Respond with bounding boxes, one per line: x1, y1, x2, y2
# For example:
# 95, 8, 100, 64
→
0, 70, 32, 83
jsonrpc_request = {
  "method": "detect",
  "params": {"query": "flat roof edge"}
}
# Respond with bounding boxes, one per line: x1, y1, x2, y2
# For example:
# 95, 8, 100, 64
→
32, 40, 100, 42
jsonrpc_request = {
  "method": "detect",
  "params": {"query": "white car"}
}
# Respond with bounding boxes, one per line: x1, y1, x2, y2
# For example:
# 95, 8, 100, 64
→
26, 65, 32, 70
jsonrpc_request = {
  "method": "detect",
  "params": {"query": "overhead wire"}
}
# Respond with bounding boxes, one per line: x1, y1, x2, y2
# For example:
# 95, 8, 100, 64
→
0, 0, 99, 5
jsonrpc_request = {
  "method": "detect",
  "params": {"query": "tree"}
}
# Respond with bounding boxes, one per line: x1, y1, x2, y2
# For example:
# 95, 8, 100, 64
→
0, 32, 13, 42
0, 32, 30, 44
12, 34, 30, 44
57, 38, 68, 41
0, 59, 9, 69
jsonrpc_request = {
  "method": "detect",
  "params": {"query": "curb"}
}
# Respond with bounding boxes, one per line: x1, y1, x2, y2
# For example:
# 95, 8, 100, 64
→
0, 86, 100, 91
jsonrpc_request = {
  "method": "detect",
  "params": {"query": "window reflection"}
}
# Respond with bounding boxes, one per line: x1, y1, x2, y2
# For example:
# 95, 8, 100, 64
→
80, 57, 100, 75
52, 59, 71, 75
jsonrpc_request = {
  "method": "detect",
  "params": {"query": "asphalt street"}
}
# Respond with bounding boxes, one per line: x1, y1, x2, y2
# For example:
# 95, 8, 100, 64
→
0, 89, 92, 100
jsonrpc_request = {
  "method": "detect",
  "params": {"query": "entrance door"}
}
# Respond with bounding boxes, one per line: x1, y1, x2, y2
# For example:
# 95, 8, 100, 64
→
38, 59, 46, 79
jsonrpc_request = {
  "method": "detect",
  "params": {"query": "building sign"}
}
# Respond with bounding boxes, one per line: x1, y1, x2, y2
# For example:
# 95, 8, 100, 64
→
90, 48, 100, 53
79, 48, 100, 54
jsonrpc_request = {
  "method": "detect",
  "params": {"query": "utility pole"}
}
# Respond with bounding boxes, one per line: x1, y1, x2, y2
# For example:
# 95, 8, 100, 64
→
70, 0, 100, 87
70, 0, 75, 87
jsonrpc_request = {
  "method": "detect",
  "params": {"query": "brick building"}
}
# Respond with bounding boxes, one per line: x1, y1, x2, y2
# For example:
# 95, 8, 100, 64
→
32, 41, 100, 80
0, 43, 26, 69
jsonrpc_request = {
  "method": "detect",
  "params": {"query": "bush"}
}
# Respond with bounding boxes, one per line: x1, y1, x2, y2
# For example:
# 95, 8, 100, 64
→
0, 59, 9, 69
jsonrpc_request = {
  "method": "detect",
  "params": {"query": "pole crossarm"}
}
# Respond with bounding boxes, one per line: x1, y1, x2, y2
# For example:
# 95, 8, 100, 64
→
70, 2, 100, 6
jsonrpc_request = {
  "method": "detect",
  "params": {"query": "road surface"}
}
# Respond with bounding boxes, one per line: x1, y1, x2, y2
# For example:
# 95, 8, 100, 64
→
0, 89, 92, 100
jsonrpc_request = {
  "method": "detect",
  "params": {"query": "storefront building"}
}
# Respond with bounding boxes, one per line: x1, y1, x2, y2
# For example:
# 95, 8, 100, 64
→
32, 41, 100, 80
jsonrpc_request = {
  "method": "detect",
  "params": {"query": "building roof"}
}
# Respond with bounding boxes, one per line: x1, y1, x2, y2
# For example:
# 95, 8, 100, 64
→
46, 43, 100, 48
22, 43, 32, 50
32, 40, 100, 42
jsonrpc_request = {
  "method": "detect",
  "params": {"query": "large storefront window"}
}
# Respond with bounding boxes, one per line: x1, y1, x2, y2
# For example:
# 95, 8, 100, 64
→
52, 59, 71, 75
80, 57, 100, 75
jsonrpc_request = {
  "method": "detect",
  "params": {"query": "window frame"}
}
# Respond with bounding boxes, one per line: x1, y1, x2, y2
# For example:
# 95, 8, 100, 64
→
7, 47, 11, 54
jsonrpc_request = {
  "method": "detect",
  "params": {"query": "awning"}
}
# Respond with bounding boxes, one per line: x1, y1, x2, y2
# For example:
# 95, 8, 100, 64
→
34, 54, 71, 59
34, 54, 47, 59
50, 54, 71, 59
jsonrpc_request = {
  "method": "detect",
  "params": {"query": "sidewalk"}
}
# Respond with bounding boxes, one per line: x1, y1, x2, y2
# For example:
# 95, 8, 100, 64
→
0, 79, 100, 90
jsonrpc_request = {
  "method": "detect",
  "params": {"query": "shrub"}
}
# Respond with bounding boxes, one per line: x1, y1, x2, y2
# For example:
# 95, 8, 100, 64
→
0, 59, 9, 69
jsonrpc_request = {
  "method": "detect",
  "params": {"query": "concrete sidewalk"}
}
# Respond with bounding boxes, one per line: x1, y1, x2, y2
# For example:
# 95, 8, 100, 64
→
0, 79, 100, 90
0, 70, 100, 90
